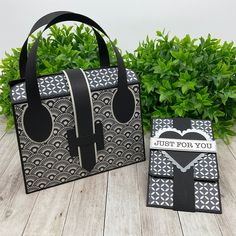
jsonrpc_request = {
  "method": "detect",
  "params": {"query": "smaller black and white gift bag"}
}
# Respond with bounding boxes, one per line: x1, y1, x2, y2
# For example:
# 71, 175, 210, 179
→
147, 118, 222, 213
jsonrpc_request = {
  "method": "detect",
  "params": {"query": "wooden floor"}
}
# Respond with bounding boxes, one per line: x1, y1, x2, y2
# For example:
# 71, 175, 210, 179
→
0, 116, 236, 236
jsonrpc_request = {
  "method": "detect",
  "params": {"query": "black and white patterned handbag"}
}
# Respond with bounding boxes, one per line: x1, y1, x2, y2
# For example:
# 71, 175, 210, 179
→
10, 12, 145, 193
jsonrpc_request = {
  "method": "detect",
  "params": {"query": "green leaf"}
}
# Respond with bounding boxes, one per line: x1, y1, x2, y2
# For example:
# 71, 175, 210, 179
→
124, 31, 236, 143
181, 84, 189, 94
1, 25, 236, 143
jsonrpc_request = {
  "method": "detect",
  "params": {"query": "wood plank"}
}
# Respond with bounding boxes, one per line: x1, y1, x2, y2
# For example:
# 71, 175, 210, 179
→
0, 131, 235, 236
0, 115, 7, 139
178, 212, 221, 236
217, 140, 236, 196
104, 164, 142, 236
0, 184, 38, 236
0, 152, 39, 236
0, 153, 23, 218
228, 135, 236, 160
23, 182, 74, 236
214, 140, 236, 235
137, 134, 183, 236
62, 173, 108, 236
0, 132, 18, 177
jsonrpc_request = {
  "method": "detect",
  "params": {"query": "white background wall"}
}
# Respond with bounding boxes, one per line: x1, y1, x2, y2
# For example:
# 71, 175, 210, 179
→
0, 0, 235, 61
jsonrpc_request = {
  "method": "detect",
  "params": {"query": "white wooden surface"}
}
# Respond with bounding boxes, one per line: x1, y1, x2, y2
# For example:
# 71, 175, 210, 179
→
0, 120, 236, 236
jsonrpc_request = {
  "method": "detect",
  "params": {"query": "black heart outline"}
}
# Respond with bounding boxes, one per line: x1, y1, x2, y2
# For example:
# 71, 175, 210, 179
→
157, 128, 211, 172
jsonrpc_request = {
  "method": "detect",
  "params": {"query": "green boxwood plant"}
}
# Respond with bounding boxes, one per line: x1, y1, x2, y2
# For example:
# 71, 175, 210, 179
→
0, 27, 236, 143
125, 31, 236, 143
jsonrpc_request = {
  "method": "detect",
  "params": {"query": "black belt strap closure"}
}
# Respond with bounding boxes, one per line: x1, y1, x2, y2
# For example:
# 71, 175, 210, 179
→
173, 166, 195, 212
67, 122, 104, 157
64, 69, 104, 172
172, 118, 195, 212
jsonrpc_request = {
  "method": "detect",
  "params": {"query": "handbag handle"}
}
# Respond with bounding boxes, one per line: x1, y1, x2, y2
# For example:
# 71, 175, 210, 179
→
23, 12, 135, 142
19, 11, 110, 78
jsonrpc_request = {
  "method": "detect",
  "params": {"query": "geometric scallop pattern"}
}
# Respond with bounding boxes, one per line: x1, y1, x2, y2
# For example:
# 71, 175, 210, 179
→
148, 177, 221, 212
11, 68, 138, 103
13, 79, 145, 193
148, 118, 221, 213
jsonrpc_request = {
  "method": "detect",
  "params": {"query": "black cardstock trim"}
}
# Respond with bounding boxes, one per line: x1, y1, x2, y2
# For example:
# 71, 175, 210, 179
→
12, 104, 29, 194
173, 166, 195, 211
19, 11, 111, 78
172, 118, 195, 211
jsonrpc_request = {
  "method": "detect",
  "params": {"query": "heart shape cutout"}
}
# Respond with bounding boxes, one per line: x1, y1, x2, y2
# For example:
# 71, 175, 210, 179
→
158, 128, 210, 172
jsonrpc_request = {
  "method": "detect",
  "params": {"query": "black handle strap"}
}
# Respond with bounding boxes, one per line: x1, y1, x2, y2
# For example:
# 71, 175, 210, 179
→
65, 69, 104, 172
23, 12, 135, 142
19, 11, 110, 78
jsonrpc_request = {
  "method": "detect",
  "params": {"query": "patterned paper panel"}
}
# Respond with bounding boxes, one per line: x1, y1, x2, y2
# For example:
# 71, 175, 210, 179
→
150, 150, 218, 180
11, 68, 138, 103
14, 84, 145, 193
148, 177, 221, 213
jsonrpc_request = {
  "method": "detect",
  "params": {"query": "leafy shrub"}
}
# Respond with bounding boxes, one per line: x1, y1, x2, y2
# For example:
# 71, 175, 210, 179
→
0, 24, 117, 129
1, 26, 236, 143
125, 31, 236, 143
